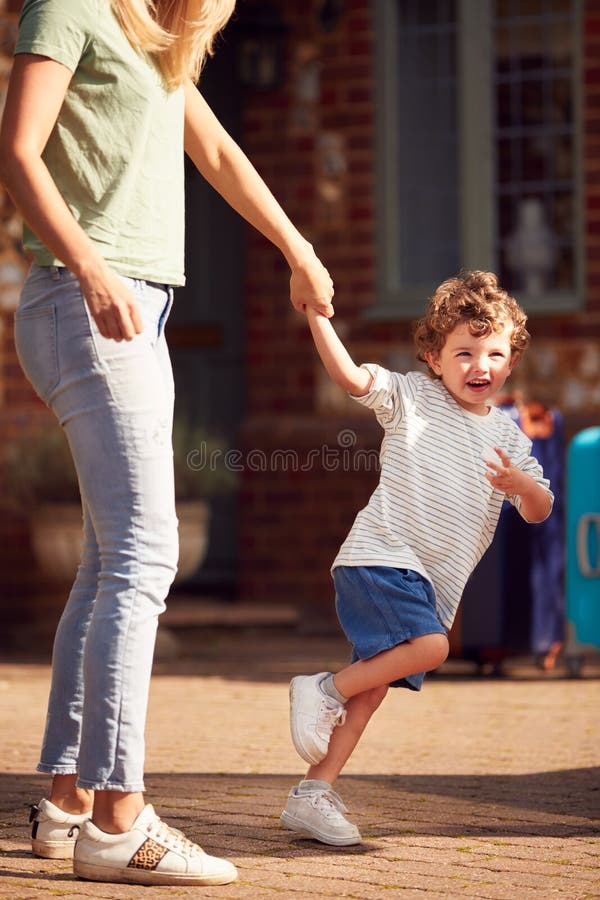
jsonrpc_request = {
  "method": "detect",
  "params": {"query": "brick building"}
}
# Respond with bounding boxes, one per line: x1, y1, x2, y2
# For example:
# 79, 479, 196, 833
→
0, 1, 598, 638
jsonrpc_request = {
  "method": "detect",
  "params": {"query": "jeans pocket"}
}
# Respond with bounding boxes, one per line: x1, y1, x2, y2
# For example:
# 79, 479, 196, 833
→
14, 305, 60, 404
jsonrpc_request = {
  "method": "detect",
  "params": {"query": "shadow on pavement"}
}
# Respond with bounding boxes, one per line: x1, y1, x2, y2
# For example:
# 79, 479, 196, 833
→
2, 769, 598, 850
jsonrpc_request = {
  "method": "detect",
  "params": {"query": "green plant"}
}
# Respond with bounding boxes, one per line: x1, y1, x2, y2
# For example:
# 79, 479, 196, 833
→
3, 419, 236, 509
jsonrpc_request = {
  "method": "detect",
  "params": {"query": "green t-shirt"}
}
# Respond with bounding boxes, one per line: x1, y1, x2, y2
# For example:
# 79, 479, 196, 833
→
16, 0, 185, 285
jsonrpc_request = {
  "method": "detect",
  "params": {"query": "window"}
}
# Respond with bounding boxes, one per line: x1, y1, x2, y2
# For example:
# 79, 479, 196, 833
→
394, 2, 460, 286
373, 0, 583, 318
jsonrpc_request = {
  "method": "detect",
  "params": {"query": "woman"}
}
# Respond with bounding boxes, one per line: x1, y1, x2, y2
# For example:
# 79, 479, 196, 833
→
0, 0, 333, 886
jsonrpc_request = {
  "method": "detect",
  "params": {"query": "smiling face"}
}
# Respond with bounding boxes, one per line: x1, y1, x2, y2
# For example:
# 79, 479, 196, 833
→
425, 320, 518, 416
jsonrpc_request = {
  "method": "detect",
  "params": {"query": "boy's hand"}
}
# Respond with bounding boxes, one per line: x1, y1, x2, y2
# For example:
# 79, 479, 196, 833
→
485, 447, 552, 523
484, 447, 531, 495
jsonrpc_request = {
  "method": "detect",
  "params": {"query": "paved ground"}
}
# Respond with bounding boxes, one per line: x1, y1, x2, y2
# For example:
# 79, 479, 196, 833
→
0, 619, 599, 899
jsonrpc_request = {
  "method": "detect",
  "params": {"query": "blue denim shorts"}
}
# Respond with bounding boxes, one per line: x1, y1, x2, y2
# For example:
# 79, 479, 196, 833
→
333, 565, 447, 691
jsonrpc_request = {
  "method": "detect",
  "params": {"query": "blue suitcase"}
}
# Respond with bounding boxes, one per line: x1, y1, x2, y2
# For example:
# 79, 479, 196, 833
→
565, 426, 600, 675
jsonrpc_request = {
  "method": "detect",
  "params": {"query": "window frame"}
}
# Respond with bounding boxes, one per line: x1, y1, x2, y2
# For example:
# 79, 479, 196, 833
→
371, 0, 585, 320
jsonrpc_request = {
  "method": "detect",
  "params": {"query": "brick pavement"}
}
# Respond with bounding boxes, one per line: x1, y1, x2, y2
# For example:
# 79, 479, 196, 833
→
0, 625, 599, 899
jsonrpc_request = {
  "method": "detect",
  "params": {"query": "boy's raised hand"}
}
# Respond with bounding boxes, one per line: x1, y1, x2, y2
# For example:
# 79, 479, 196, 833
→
484, 447, 527, 494
484, 447, 552, 523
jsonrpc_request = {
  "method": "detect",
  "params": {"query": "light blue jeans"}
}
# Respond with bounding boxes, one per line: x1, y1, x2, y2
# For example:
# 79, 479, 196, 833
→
14, 265, 178, 791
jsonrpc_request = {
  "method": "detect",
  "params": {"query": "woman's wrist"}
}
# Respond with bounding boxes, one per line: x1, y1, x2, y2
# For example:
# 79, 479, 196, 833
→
70, 251, 110, 285
281, 234, 315, 271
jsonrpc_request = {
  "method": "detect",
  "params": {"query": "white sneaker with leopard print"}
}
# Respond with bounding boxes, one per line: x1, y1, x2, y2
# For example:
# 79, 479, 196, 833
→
72, 804, 237, 886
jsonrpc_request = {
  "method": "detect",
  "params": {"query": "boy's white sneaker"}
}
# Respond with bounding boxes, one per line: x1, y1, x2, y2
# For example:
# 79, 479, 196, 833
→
72, 804, 237, 886
280, 783, 362, 846
289, 673, 346, 765
30, 798, 91, 859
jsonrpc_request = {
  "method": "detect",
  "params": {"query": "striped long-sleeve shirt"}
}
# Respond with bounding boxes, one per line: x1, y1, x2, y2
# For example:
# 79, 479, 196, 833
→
332, 365, 553, 630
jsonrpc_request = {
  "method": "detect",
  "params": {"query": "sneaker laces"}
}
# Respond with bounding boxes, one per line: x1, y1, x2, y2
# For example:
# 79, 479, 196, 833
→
308, 788, 349, 819
146, 817, 202, 858
316, 697, 346, 738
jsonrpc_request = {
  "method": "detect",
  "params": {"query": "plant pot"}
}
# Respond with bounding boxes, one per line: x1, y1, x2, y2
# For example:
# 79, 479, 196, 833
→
31, 500, 210, 586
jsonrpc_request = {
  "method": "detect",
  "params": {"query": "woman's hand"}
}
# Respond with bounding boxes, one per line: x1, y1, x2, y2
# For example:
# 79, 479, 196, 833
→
77, 262, 143, 341
289, 247, 334, 317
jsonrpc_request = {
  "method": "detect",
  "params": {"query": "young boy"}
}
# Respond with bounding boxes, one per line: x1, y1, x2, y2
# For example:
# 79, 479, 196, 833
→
280, 270, 553, 847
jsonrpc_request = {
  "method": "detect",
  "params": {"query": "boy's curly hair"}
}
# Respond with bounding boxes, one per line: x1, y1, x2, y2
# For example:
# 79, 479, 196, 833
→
414, 270, 530, 377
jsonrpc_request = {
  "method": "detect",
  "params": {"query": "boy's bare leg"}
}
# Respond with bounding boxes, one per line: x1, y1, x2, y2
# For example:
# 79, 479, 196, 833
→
334, 633, 449, 700
306, 686, 388, 785
305, 633, 449, 785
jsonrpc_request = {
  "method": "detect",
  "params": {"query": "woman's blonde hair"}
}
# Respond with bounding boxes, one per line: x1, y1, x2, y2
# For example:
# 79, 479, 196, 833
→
110, 0, 236, 89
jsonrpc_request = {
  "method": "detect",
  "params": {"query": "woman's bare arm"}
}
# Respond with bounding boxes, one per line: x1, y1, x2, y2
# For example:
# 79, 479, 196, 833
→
183, 79, 334, 316
0, 54, 142, 341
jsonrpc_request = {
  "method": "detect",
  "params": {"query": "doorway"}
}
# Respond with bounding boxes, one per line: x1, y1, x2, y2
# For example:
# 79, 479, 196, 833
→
168, 31, 245, 592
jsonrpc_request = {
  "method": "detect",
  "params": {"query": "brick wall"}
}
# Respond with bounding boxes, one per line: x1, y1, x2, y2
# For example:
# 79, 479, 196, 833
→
0, 0, 53, 626
0, 0, 598, 632
238, 0, 381, 623
238, 0, 600, 625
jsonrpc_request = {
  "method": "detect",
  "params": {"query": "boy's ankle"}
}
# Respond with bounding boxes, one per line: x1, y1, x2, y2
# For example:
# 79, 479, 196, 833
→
319, 673, 347, 704
298, 779, 331, 793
